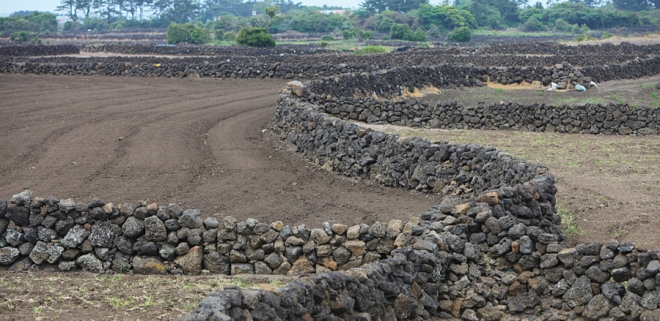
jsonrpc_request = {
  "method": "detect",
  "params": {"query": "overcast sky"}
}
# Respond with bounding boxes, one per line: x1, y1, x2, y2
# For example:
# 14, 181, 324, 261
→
0, 0, 382, 16
0, 0, 450, 16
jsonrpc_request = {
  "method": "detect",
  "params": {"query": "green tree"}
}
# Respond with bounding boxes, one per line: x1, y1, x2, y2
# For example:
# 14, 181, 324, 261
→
448, 26, 471, 42
167, 22, 209, 44
235, 26, 275, 47
390, 23, 413, 39
521, 17, 547, 31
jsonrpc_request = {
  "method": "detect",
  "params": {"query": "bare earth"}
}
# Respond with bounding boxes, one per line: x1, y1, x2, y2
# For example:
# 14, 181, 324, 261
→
0, 74, 438, 228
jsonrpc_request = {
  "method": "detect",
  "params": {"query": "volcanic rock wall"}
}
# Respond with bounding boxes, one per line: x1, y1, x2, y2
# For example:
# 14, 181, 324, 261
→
0, 45, 79, 57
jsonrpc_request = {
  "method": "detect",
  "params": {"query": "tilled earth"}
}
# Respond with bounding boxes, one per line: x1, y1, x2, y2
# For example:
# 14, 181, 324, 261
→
0, 74, 438, 228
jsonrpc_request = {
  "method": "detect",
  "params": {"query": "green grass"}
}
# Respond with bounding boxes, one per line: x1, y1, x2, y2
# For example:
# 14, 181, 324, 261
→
354, 45, 389, 55
557, 203, 580, 238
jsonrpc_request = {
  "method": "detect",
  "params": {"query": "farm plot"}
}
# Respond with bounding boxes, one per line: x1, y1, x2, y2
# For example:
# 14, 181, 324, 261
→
0, 74, 438, 228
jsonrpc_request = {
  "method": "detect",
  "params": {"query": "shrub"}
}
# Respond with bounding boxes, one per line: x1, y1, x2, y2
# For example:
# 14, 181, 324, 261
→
321, 35, 334, 41
601, 31, 614, 39
522, 17, 547, 32
574, 33, 596, 42
426, 24, 443, 38
167, 23, 210, 44
390, 23, 413, 40
236, 27, 275, 48
342, 28, 372, 40
320, 41, 328, 47
412, 28, 426, 41
554, 18, 570, 32
214, 30, 224, 41
448, 27, 471, 42
167, 23, 192, 44
224, 32, 236, 41
10, 31, 30, 42
354, 46, 388, 55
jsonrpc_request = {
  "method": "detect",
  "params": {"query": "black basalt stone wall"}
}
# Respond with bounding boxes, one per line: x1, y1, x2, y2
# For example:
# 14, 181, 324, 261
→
0, 45, 79, 57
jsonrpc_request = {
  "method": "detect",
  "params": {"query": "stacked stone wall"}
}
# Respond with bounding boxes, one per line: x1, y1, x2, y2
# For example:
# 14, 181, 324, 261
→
0, 45, 79, 57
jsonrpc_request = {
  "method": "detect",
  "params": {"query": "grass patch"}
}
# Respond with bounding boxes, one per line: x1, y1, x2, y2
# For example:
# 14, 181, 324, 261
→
354, 45, 389, 55
557, 203, 581, 238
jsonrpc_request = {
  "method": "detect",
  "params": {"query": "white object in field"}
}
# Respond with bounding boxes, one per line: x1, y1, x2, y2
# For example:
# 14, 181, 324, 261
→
547, 82, 558, 91
590, 81, 598, 88
575, 84, 586, 92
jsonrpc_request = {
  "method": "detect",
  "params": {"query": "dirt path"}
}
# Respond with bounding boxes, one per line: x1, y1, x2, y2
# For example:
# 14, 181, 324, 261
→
0, 74, 438, 228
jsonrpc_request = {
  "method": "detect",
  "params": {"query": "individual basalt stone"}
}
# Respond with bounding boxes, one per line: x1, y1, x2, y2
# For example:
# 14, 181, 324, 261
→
164, 219, 180, 232
203, 217, 219, 230
203, 251, 230, 274
89, 221, 116, 248
601, 281, 625, 304
187, 229, 203, 246
253, 223, 269, 234
9, 257, 33, 272
264, 252, 283, 270
6, 206, 29, 227
88, 198, 105, 209
202, 229, 217, 243
119, 203, 136, 217
29, 213, 44, 227
61, 248, 79, 260
133, 207, 149, 220
133, 239, 157, 255
5, 229, 25, 247
174, 245, 204, 275
641, 290, 659, 309
0, 247, 20, 265
133, 256, 167, 275
89, 207, 107, 220
18, 242, 35, 256
285, 247, 303, 263
144, 216, 167, 242
583, 294, 614, 320
58, 198, 76, 213
23, 227, 39, 244
40, 216, 57, 229
114, 235, 134, 255
178, 209, 203, 229
94, 247, 110, 261
333, 246, 352, 265
55, 218, 75, 235
176, 242, 190, 256
37, 227, 58, 243
76, 253, 103, 272
159, 243, 176, 260
11, 190, 32, 206
563, 275, 594, 307
29, 241, 64, 264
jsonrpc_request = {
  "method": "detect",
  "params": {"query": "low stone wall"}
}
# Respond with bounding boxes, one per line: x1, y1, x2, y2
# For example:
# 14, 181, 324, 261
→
324, 97, 660, 136
80, 43, 329, 56
0, 45, 79, 57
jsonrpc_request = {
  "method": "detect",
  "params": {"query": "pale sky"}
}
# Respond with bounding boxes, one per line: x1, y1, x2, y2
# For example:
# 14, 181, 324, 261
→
0, 0, 389, 16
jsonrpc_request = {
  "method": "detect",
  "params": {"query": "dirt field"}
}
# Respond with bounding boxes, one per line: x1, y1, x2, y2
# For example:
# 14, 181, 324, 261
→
0, 74, 438, 228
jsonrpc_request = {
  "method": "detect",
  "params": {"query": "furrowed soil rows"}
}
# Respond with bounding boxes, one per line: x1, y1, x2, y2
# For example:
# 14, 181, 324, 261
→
0, 74, 438, 227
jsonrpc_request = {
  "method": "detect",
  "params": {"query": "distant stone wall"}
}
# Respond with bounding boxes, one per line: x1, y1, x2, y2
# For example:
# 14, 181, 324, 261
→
0, 45, 79, 57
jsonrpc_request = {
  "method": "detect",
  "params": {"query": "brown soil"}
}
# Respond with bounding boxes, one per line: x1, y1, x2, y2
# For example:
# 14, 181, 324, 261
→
0, 271, 293, 320
0, 74, 438, 228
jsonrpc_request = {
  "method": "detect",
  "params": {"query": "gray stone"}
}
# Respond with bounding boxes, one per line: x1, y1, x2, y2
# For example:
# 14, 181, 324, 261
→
18, 242, 35, 256
641, 290, 659, 310
144, 216, 167, 242
585, 265, 610, 283
176, 242, 190, 256
640, 310, 660, 321
0, 218, 8, 236
59, 225, 91, 248
203, 251, 230, 274
647, 260, 660, 274
0, 199, 6, 218
114, 235, 134, 255
254, 261, 272, 274
37, 227, 58, 243
29, 241, 64, 264
89, 221, 116, 248
8, 257, 32, 272
58, 260, 77, 271
122, 217, 145, 238
58, 198, 76, 213
0, 247, 20, 265
178, 209, 203, 229
563, 276, 594, 307
540, 254, 558, 268
5, 229, 25, 247
6, 206, 29, 227
231, 263, 253, 275
203, 217, 219, 229
76, 253, 104, 272
583, 294, 613, 320
333, 246, 352, 265
132, 239, 157, 255
11, 189, 32, 206
265, 252, 283, 269
159, 243, 176, 260
507, 290, 541, 313
601, 281, 625, 304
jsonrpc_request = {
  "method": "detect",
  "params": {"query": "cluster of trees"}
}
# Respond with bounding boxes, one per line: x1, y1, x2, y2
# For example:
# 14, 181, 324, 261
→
4, 0, 660, 45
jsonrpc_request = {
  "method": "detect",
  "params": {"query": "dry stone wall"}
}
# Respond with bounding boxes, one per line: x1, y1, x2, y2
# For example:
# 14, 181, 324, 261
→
0, 45, 79, 57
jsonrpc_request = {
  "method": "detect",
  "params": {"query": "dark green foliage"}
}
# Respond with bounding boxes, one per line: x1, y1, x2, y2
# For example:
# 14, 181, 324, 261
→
412, 5, 477, 31
167, 23, 210, 44
236, 27, 275, 47
321, 35, 335, 41
10, 31, 30, 42
412, 28, 426, 41
224, 32, 236, 41
389, 23, 413, 40
360, 0, 429, 14
354, 46, 388, 55
342, 28, 373, 40
425, 24, 443, 38
521, 17, 547, 32
448, 26, 471, 42
0, 11, 57, 34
